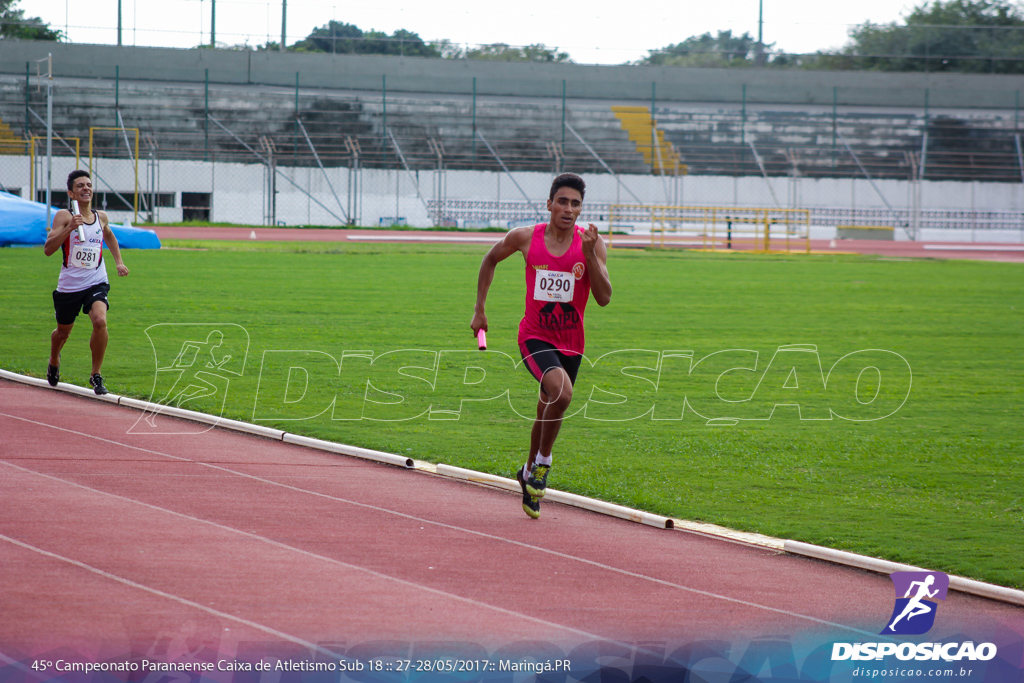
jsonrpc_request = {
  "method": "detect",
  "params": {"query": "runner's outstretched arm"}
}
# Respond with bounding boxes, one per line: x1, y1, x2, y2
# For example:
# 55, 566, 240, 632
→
471, 227, 531, 334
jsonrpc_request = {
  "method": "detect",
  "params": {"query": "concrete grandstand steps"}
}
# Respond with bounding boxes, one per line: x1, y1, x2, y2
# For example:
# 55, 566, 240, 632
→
651, 105, 1021, 181
3, 74, 1019, 181
0, 75, 648, 173
13, 78, 375, 163
380, 101, 649, 173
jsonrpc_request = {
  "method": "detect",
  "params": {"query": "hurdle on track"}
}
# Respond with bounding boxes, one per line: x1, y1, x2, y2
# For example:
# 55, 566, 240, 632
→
608, 204, 811, 253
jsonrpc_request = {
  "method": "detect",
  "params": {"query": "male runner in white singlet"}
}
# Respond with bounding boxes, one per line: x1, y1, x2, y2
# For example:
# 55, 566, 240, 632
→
44, 170, 130, 395
471, 173, 612, 519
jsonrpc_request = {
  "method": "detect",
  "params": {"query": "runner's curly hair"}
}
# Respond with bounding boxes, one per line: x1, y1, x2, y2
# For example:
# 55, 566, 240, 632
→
549, 173, 585, 201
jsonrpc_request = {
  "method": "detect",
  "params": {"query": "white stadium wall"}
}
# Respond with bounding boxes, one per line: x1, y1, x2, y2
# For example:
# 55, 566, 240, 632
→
4, 153, 1023, 242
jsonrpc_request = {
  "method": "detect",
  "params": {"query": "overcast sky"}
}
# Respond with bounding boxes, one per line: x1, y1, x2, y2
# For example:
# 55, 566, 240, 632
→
20, 0, 918, 64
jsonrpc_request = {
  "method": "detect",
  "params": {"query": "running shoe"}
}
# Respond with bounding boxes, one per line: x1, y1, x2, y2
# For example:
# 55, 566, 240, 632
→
89, 373, 108, 395
525, 463, 551, 498
517, 466, 540, 519
46, 362, 60, 387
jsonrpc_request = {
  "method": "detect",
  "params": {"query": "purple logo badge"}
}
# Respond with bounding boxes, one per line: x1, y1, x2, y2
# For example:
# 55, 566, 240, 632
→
881, 571, 949, 635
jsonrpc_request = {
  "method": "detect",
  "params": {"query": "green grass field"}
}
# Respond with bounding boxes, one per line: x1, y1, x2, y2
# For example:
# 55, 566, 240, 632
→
2, 240, 1022, 588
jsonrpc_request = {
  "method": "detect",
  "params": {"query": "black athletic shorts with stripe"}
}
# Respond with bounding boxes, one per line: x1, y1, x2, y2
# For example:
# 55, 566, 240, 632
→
519, 338, 582, 389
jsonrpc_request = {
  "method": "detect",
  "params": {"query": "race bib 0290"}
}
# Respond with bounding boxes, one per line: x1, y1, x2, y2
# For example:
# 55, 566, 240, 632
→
69, 243, 101, 269
533, 270, 575, 302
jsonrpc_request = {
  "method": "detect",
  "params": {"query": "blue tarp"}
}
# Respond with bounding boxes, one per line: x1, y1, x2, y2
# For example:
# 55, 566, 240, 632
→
0, 191, 161, 249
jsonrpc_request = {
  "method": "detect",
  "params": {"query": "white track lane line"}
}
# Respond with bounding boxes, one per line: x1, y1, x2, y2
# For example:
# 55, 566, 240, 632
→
0, 411, 880, 637
923, 244, 1024, 252
0, 461, 610, 645
0, 531, 337, 657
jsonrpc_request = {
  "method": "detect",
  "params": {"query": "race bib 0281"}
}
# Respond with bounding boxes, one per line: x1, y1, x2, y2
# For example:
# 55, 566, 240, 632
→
69, 243, 101, 269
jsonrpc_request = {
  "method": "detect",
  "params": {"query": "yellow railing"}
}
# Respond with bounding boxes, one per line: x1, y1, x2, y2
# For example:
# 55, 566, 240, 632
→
608, 204, 811, 254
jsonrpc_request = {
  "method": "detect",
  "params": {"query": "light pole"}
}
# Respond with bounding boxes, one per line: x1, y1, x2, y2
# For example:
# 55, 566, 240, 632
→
211, 0, 216, 47
755, 0, 765, 66
45, 54, 53, 232
117, 0, 122, 46
280, 0, 286, 51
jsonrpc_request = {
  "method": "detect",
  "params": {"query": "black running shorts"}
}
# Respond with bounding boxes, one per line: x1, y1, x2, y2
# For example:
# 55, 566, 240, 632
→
53, 283, 110, 325
519, 338, 583, 387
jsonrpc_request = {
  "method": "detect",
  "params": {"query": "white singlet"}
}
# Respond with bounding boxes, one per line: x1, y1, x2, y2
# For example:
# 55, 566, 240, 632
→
56, 212, 109, 293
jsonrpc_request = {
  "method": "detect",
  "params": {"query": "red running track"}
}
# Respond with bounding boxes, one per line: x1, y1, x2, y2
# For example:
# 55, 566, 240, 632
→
1, 378, 1021, 665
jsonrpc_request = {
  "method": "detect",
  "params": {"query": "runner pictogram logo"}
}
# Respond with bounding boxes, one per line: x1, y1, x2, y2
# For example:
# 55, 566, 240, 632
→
881, 571, 949, 635
128, 323, 250, 435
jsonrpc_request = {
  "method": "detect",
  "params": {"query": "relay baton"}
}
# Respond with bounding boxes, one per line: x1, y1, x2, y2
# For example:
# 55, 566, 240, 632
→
70, 200, 85, 242
477, 329, 487, 351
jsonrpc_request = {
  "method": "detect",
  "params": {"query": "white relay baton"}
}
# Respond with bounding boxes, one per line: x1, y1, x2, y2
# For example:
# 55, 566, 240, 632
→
70, 200, 85, 242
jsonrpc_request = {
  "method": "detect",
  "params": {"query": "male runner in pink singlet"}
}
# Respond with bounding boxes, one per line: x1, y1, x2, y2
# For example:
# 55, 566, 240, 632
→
44, 170, 130, 395
471, 173, 612, 519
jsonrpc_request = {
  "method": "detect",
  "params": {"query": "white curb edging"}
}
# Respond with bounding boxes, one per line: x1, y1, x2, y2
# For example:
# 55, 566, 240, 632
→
1, 370, 122, 403
784, 540, 1024, 606
435, 464, 673, 529
283, 433, 413, 469
3, 368, 1022, 606
674, 520, 785, 549
435, 464, 517, 490
115, 396, 287, 440
545, 488, 673, 529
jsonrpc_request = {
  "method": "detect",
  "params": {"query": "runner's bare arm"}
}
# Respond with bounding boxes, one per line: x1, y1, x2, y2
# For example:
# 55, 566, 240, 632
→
471, 226, 532, 334
99, 211, 130, 277
43, 210, 78, 256
582, 223, 612, 306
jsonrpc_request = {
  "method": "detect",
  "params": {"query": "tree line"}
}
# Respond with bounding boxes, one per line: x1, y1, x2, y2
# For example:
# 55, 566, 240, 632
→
0, 0, 60, 40
5, 0, 1024, 74
642, 0, 1024, 74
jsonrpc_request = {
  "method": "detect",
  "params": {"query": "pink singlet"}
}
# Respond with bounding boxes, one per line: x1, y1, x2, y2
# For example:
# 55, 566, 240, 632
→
517, 223, 591, 356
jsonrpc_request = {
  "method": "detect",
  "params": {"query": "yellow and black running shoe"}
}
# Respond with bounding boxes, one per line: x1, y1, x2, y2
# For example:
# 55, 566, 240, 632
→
517, 465, 540, 519
525, 463, 550, 498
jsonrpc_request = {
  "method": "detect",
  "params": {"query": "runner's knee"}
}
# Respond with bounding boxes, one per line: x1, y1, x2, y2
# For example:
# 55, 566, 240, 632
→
90, 309, 108, 329
542, 372, 573, 409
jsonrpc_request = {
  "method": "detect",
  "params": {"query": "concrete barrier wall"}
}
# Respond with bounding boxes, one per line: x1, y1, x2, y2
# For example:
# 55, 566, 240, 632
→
4, 153, 1023, 236
4, 40, 1024, 110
